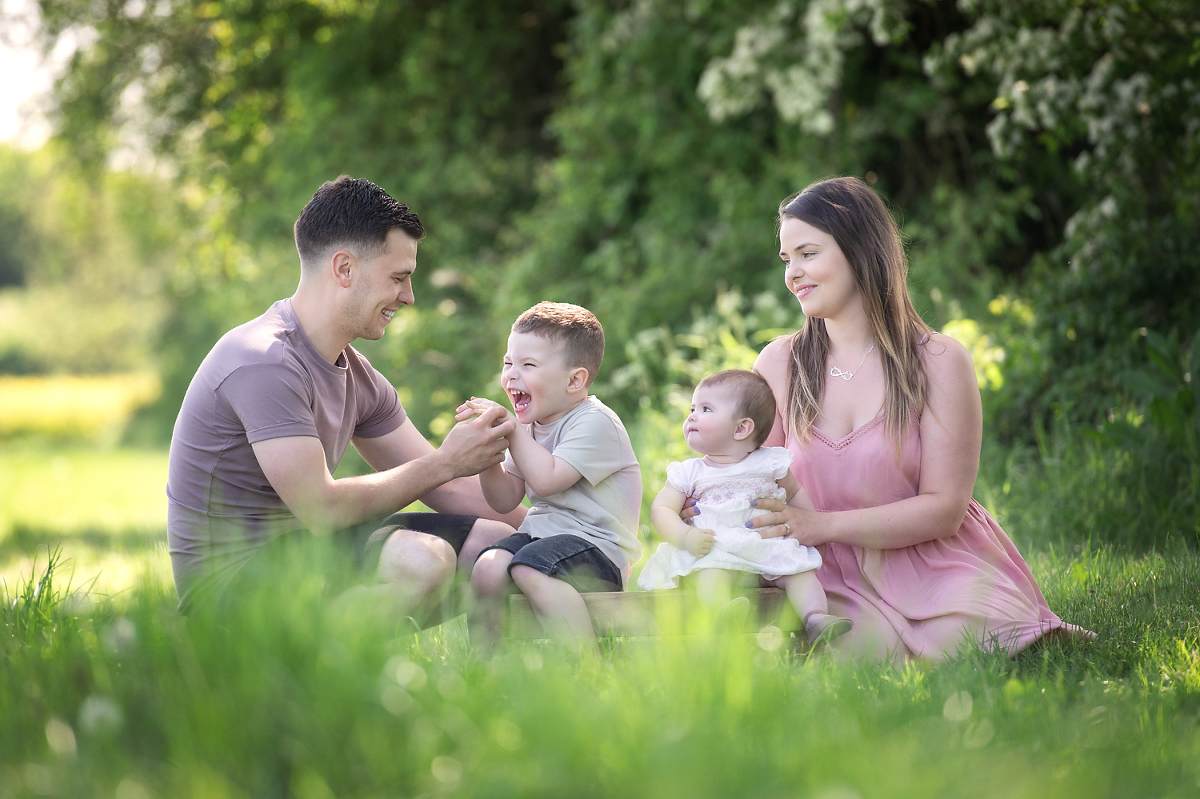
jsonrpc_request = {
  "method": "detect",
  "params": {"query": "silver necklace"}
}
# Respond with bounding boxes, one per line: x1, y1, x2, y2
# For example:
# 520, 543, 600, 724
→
829, 344, 875, 381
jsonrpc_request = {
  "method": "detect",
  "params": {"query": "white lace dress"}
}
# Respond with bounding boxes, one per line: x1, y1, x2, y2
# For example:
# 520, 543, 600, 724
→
637, 447, 823, 590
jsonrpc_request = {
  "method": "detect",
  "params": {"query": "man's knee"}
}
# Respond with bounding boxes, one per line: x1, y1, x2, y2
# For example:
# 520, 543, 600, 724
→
471, 549, 514, 597
377, 531, 457, 594
459, 519, 518, 566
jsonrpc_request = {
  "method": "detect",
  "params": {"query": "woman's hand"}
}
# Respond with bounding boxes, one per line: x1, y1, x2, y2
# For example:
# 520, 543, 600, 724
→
746, 498, 826, 546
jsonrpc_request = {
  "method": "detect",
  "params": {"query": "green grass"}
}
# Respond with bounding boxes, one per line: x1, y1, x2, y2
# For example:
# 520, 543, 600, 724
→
0, 374, 160, 442
0, 445, 170, 599
3, 435, 1199, 798
2, 542, 1199, 798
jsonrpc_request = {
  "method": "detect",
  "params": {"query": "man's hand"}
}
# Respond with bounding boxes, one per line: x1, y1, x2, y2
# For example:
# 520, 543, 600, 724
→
682, 527, 715, 557
438, 403, 515, 478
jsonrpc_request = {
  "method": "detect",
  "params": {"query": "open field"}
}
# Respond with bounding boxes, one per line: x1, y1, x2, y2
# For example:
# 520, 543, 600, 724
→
0, 445, 171, 599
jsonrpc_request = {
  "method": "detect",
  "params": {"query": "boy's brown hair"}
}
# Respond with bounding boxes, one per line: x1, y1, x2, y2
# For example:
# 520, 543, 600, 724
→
513, 302, 605, 386
697, 369, 777, 448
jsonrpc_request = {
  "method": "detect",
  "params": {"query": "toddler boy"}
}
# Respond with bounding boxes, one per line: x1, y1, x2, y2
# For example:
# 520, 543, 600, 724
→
457, 302, 641, 649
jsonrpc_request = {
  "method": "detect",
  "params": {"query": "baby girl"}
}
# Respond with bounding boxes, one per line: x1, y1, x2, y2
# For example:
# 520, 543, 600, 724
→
638, 369, 852, 644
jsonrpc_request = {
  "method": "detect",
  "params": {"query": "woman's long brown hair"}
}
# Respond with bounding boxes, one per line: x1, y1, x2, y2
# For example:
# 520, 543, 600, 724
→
780, 177, 930, 446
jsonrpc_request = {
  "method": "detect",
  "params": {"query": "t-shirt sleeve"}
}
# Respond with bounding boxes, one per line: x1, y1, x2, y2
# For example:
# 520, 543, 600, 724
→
553, 410, 634, 487
764, 447, 794, 480
352, 358, 407, 439
218, 363, 318, 444
664, 461, 693, 494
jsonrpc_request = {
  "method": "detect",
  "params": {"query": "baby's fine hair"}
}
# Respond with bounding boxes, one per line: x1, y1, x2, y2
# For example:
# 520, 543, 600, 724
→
513, 302, 605, 386
697, 369, 777, 448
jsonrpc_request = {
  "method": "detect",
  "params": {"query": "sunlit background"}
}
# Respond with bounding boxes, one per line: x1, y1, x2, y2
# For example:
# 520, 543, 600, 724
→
2, 0, 1195, 606
1, 1, 1198, 796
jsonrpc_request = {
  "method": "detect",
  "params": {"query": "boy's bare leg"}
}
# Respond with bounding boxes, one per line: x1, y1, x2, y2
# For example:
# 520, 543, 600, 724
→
509, 565, 597, 650
469, 548, 517, 653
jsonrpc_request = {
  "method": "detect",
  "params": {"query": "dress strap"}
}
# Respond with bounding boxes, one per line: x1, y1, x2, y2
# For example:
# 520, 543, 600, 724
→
919, 332, 930, 345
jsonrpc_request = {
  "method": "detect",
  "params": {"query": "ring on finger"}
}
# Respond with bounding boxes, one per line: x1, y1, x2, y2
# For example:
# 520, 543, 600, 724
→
784, 523, 791, 535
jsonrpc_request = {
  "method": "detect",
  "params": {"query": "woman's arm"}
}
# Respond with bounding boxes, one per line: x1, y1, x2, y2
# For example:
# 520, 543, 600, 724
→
754, 336, 792, 450
749, 333, 981, 550
778, 471, 814, 511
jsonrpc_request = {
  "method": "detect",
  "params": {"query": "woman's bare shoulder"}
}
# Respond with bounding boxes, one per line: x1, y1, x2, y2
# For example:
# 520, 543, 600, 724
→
918, 332, 982, 433
754, 334, 794, 378
919, 331, 976, 385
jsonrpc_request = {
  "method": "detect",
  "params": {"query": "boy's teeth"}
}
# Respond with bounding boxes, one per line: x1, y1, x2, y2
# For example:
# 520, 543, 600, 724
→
382, 309, 395, 319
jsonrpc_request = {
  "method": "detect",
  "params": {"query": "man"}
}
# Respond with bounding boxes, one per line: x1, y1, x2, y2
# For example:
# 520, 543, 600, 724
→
166, 175, 523, 620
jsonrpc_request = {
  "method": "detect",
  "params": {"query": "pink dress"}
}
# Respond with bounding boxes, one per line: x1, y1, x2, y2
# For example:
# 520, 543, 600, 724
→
788, 413, 1091, 663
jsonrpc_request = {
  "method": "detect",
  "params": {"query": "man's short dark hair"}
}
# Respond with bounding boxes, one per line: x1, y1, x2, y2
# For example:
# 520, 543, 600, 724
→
512, 302, 605, 387
697, 369, 777, 448
294, 176, 423, 268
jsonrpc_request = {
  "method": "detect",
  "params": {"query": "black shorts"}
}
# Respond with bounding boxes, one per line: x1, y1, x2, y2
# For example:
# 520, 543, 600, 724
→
482, 532, 622, 592
341, 512, 477, 574
225, 512, 478, 603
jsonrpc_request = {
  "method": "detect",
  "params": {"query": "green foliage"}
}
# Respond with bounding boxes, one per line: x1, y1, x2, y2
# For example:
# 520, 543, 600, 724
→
497, 0, 1050, 418
0, 146, 180, 376
11, 0, 1199, 550
932, 0, 1200, 424
24, 0, 577, 437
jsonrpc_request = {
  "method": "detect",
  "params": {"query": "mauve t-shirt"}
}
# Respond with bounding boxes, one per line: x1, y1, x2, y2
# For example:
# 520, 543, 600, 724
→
166, 299, 405, 612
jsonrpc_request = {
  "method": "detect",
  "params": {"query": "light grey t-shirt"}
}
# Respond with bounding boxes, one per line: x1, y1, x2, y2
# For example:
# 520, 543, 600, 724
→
166, 299, 405, 612
502, 395, 642, 585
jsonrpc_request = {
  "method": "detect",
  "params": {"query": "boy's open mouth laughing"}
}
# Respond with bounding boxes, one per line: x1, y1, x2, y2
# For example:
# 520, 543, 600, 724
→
508, 388, 532, 415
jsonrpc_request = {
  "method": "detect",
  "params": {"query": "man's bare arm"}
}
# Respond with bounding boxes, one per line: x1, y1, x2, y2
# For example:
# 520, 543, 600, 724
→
352, 417, 527, 526
456, 397, 582, 498
252, 406, 517, 535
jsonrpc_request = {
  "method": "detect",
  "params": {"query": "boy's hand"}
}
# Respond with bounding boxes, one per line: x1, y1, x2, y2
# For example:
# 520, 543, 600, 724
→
682, 527, 715, 557
437, 404, 515, 478
455, 397, 513, 423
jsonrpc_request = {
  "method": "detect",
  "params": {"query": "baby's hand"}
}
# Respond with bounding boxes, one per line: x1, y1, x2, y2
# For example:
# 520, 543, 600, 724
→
682, 527, 715, 557
454, 397, 511, 423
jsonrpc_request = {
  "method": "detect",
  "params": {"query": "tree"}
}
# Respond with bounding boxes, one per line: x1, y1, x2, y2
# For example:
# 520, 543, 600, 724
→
20, 0, 1200, 438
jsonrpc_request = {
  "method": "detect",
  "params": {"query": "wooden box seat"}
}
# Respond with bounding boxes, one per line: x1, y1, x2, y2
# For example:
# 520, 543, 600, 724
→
504, 587, 803, 639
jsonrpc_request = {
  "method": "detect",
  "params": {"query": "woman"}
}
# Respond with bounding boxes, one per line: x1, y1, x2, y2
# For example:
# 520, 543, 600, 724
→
748, 177, 1092, 662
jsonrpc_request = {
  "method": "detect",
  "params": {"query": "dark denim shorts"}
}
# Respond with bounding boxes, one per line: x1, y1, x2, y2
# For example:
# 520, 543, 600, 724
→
482, 532, 622, 592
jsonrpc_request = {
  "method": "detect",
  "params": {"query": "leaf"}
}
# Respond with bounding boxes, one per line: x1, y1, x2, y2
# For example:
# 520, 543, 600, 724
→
1146, 343, 1183, 385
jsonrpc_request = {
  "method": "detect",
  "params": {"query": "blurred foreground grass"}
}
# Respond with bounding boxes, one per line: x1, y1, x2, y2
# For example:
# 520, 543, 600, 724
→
3, 381, 1199, 797
2, 542, 1198, 798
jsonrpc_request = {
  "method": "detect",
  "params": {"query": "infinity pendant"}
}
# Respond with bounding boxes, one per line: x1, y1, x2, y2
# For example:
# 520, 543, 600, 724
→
829, 366, 854, 380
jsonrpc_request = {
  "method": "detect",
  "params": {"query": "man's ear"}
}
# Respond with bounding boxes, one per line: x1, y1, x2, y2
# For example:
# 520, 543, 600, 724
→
733, 418, 755, 442
331, 249, 356, 288
566, 367, 590, 394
